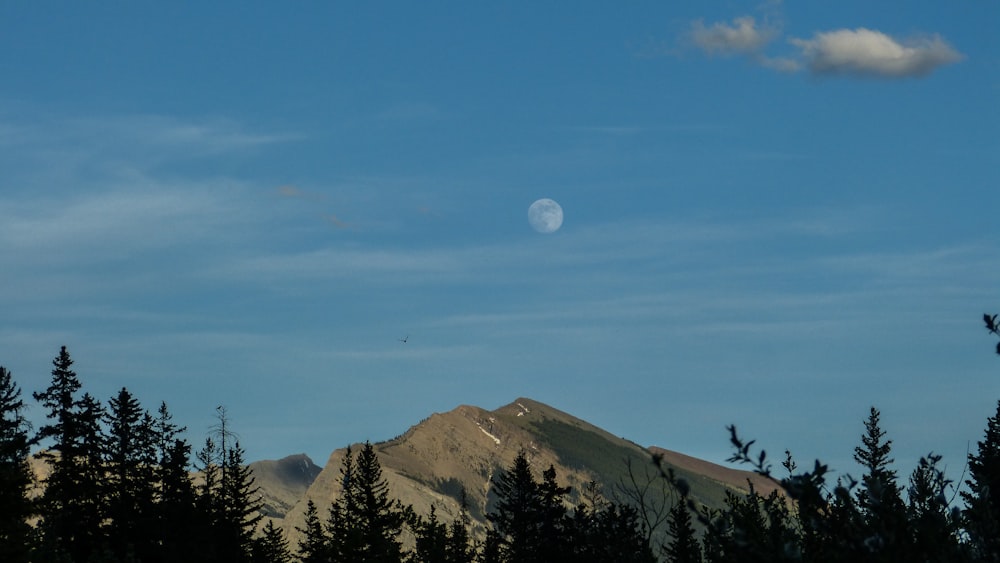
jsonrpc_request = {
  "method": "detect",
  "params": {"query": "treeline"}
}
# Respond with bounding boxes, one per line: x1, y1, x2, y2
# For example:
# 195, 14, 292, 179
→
1, 346, 272, 563
296, 443, 656, 563
657, 403, 1000, 562
5, 334, 1000, 563
0, 346, 655, 562
651, 312, 1000, 562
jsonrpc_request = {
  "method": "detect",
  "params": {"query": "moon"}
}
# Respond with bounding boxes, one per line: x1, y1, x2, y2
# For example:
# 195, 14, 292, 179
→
528, 198, 563, 234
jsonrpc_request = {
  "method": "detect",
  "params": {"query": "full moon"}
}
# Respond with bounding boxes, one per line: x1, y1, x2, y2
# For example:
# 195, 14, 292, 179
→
528, 198, 563, 234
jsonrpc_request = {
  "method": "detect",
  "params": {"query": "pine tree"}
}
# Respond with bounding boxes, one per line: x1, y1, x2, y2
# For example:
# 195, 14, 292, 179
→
33, 347, 108, 563
220, 441, 264, 561
296, 499, 329, 563
411, 505, 448, 563
588, 502, 658, 563
664, 501, 701, 563
326, 442, 409, 563
327, 445, 363, 561
906, 453, 966, 562
477, 529, 503, 563
104, 387, 158, 562
852, 407, 909, 561
354, 441, 408, 562
444, 491, 476, 563
962, 399, 1000, 563
700, 487, 797, 563
153, 402, 200, 561
536, 465, 570, 563
0, 366, 34, 563
487, 451, 543, 563
253, 520, 293, 563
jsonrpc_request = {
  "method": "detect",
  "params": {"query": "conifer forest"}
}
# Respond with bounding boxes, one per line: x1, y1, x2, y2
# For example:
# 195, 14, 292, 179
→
2, 314, 1000, 562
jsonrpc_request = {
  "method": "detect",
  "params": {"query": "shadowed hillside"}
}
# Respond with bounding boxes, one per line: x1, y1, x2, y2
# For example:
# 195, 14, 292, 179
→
278, 397, 772, 546
250, 453, 323, 520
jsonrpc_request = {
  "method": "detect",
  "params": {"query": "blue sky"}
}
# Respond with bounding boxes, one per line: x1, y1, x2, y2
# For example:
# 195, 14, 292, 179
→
2, 2, 998, 482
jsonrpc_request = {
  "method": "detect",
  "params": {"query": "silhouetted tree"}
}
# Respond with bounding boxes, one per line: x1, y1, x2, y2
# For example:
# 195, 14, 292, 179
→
33, 347, 108, 563
220, 441, 264, 560
327, 445, 362, 561
617, 456, 674, 548
104, 387, 158, 562
664, 499, 701, 563
536, 465, 571, 562
963, 399, 1000, 562
444, 491, 476, 563
327, 442, 409, 563
700, 486, 798, 563
0, 366, 34, 563
487, 451, 543, 563
195, 436, 224, 561
253, 520, 293, 563
572, 499, 657, 563
906, 453, 967, 562
153, 402, 200, 561
853, 407, 909, 561
477, 529, 502, 563
411, 505, 448, 563
296, 499, 329, 563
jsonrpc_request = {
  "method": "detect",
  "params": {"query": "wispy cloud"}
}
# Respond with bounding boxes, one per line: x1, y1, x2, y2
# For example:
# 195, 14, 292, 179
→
689, 16, 778, 56
685, 13, 962, 79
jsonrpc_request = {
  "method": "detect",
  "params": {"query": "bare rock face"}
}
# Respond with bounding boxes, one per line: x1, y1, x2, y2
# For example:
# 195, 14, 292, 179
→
250, 453, 323, 520
276, 397, 772, 546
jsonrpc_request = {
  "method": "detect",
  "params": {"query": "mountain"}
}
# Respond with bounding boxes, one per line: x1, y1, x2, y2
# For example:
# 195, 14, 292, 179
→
250, 453, 323, 520
274, 397, 775, 547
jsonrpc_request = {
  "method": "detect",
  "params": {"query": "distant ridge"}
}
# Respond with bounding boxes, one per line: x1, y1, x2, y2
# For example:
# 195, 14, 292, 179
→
271, 397, 772, 546
250, 453, 323, 520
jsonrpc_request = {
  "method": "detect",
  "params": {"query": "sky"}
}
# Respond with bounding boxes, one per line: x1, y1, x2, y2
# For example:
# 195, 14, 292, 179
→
1, 2, 998, 485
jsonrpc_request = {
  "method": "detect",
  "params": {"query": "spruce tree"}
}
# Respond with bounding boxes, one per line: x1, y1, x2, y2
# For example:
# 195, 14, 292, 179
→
195, 436, 224, 561
252, 520, 293, 563
327, 442, 409, 563
153, 402, 200, 561
588, 502, 658, 563
906, 453, 965, 562
962, 399, 1000, 562
536, 465, 570, 563
487, 451, 544, 563
296, 499, 329, 563
354, 441, 408, 562
104, 387, 158, 562
220, 441, 264, 561
852, 407, 909, 561
411, 505, 448, 563
327, 445, 363, 561
33, 347, 108, 563
0, 366, 34, 563
444, 491, 476, 563
664, 501, 701, 563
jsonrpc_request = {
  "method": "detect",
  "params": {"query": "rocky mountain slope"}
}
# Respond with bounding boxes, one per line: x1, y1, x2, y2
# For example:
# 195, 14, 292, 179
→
271, 397, 774, 546
26, 397, 775, 548
251, 453, 324, 521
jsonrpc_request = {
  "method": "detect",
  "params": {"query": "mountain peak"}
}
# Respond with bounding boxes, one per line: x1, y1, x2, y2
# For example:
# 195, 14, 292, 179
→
277, 397, 771, 547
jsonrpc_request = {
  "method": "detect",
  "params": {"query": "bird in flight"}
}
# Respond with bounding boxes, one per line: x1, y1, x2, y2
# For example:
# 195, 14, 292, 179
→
398, 335, 409, 343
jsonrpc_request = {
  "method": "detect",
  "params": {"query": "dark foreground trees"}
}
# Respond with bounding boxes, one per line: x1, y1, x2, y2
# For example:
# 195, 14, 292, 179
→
0, 366, 34, 563
486, 450, 656, 563
13, 346, 282, 563
664, 407, 974, 563
673, 409, 998, 563
10, 321, 1000, 563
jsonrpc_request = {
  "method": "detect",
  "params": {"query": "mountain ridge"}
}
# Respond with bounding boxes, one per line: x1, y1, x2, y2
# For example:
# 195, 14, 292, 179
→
269, 397, 774, 546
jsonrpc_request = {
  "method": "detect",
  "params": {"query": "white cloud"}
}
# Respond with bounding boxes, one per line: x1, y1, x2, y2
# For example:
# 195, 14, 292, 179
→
690, 16, 776, 56
686, 15, 962, 79
789, 28, 963, 78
